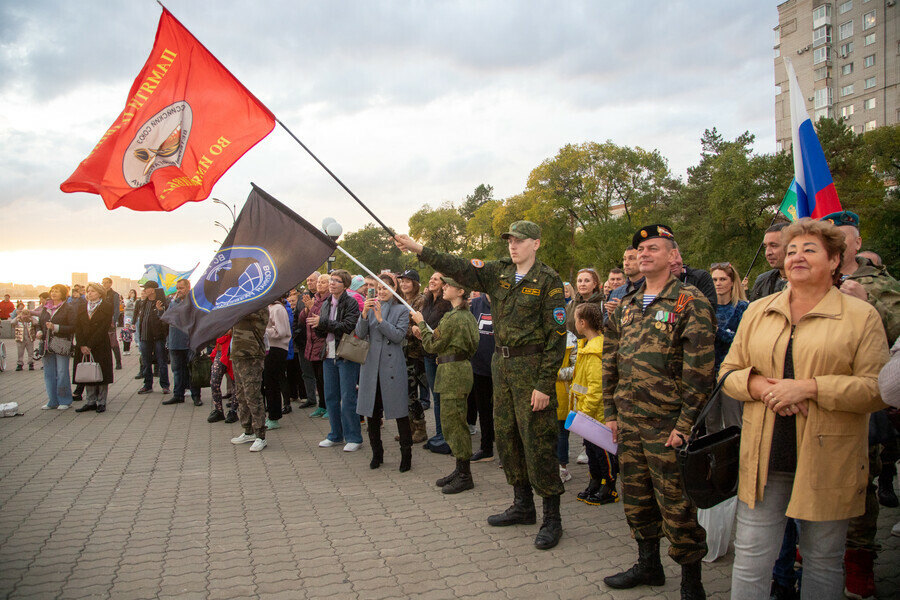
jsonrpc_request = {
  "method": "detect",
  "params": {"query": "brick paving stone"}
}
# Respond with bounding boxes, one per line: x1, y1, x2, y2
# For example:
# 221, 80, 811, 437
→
1, 357, 898, 600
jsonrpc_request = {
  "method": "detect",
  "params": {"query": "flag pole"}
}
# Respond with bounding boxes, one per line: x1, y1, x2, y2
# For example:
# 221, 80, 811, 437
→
276, 120, 397, 239
335, 246, 414, 312
743, 212, 780, 286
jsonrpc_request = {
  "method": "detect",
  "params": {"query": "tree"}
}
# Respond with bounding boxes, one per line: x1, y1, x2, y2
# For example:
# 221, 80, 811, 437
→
330, 223, 413, 274
408, 201, 467, 254
458, 184, 494, 221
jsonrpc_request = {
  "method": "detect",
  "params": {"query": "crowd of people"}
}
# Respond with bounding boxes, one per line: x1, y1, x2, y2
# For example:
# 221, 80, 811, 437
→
9, 209, 900, 600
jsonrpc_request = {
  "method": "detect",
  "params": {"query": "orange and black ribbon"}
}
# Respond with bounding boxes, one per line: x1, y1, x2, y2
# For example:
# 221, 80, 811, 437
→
674, 293, 693, 314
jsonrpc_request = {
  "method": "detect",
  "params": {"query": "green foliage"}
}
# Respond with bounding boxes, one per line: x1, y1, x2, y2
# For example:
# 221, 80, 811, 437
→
333, 123, 899, 283
330, 223, 414, 274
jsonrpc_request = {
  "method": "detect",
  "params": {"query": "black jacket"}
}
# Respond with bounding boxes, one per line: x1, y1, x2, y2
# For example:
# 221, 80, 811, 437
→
74, 299, 114, 385
138, 292, 169, 341
749, 268, 787, 302
679, 266, 717, 308
38, 302, 76, 342
313, 292, 360, 359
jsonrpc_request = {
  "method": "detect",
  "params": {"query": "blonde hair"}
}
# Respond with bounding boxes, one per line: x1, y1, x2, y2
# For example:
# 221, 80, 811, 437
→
86, 282, 106, 297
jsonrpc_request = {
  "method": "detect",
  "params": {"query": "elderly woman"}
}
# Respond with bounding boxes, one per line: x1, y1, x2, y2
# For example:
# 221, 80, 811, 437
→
299, 273, 330, 417
38, 284, 77, 410
356, 273, 412, 471
73, 283, 114, 413
721, 218, 889, 600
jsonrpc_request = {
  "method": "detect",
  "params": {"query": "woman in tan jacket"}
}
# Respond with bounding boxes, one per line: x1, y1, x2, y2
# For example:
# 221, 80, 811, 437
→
721, 218, 889, 600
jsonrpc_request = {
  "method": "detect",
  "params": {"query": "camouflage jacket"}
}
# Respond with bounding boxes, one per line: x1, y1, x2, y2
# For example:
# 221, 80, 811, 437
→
419, 246, 567, 396
602, 275, 716, 434
419, 306, 479, 395
848, 256, 900, 346
230, 307, 269, 359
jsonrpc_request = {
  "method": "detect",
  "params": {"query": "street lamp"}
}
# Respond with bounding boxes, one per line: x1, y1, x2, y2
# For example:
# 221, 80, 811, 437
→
212, 198, 236, 224
322, 218, 343, 272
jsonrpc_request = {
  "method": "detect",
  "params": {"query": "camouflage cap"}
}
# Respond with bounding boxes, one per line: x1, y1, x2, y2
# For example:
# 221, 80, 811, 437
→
821, 210, 860, 228
500, 220, 541, 240
439, 276, 468, 292
632, 224, 675, 249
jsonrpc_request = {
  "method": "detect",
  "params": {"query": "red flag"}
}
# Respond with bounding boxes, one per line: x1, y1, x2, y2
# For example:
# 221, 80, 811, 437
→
60, 9, 275, 211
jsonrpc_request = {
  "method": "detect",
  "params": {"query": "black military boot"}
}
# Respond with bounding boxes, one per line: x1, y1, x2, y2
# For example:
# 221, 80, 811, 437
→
442, 459, 474, 494
603, 538, 666, 589
533, 495, 562, 550
487, 484, 537, 526
435, 466, 458, 487
680, 560, 705, 599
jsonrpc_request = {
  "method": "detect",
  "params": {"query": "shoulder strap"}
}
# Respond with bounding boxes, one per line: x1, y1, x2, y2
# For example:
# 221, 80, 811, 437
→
688, 369, 738, 441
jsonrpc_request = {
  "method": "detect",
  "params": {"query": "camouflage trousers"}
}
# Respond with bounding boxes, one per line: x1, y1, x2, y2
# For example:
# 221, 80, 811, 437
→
619, 415, 707, 564
492, 354, 563, 498
233, 356, 266, 438
441, 393, 472, 460
846, 443, 882, 552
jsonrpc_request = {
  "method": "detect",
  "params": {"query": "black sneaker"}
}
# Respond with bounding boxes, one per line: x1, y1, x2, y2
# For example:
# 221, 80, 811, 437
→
282, 404, 292, 414
224, 410, 238, 424
472, 449, 495, 463
133, 374, 144, 380
207, 409, 225, 423
28, 364, 34, 371
193, 397, 203, 407
583, 482, 619, 505
137, 387, 153, 394
15, 365, 23, 371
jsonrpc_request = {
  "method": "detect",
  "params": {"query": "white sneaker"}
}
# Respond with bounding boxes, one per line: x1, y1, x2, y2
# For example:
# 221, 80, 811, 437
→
559, 466, 572, 483
41, 404, 54, 410
468, 424, 478, 435
57, 405, 70, 411
249, 438, 267, 452
343, 442, 362, 452
892, 520, 900, 537
231, 433, 257, 445
576, 449, 588, 464
319, 439, 340, 448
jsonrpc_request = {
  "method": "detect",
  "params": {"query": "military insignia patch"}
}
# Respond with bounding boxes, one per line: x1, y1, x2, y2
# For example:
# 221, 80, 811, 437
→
548, 287, 563, 297
470, 259, 484, 268
522, 287, 541, 296
553, 307, 566, 324
499, 281, 511, 289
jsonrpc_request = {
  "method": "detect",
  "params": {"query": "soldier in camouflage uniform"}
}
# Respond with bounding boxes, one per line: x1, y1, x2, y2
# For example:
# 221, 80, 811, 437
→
602, 224, 715, 599
412, 276, 480, 494
229, 307, 270, 452
395, 221, 567, 550
823, 210, 900, 597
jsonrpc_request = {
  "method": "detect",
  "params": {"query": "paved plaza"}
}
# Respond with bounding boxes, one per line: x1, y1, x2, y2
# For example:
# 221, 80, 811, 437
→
0, 353, 898, 599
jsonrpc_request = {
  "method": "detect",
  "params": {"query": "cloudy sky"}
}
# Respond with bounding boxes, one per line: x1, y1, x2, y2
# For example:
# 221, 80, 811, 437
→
1, 0, 780, 287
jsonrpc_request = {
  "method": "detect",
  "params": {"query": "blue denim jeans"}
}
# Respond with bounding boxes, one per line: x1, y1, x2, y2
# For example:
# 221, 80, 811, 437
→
42, 352, 72, 407
169, 349, 200, 401
140, 339, 170, 389
732, 472, 848, 600
424, 355, 444, 444
323, 357, 361, 444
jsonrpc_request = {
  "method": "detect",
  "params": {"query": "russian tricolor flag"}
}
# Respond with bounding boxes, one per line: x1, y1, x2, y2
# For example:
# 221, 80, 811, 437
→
784, 57, 842, 219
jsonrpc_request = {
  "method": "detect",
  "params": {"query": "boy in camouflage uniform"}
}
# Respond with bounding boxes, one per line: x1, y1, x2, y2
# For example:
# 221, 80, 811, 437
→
395, 221, 567, 550
230, 307, 270, 452
824, 210, 900, 598
413, 276, 480, 494
602, 224, 715, 599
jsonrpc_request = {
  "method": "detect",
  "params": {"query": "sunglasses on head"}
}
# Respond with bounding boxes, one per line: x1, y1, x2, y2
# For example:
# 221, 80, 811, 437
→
710, 262, 732, 270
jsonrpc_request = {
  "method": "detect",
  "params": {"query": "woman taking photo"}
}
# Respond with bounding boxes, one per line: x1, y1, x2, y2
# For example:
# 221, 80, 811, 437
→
38, 284, 77, 410
311, 269, 362, 452
356, 273, 412, 471
300, 274, 329, 418
73, 283, 114, 413
721, 218, 889, 599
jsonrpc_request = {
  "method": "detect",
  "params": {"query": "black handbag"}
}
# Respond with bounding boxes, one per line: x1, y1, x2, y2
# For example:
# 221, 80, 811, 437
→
190, 351, 212, 389
677, 370, 741, 509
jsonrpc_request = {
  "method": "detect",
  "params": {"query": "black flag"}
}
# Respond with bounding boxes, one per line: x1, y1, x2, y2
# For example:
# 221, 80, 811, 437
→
163, 183, 336, 349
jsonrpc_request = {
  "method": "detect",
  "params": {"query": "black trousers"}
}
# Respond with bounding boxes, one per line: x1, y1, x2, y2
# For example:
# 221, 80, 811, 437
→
286, 354, 302, 400
468, 372, 494, 453
310, 360, 326, 409
263, 347, 288, 420
586, 440, 619, 483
